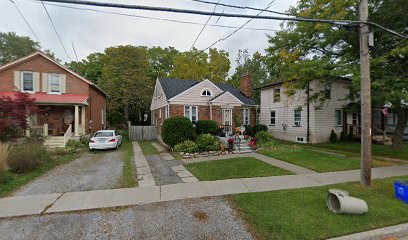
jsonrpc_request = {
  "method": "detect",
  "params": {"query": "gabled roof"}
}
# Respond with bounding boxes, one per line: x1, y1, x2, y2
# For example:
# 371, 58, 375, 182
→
210, 91, 243, 104
158, 78, 257, 105
0, 51, 107, 97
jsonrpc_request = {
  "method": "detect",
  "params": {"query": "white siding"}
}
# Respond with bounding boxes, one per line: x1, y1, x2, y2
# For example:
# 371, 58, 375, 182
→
211, 92, 242, 107
170, 80, 223, 106
150, 79, 168, 110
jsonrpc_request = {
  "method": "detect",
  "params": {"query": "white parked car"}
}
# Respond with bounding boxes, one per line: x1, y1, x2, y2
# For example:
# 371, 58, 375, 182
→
89, 130, 122, 151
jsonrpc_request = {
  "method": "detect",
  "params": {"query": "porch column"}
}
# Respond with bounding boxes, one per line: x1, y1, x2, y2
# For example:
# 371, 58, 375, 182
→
25, 115, 30, 137
74, 105, 79, 136
81, 106, 86, 134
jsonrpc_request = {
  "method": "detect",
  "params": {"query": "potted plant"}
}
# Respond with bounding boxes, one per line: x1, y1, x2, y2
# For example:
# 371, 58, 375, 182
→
227, 138, 234, 150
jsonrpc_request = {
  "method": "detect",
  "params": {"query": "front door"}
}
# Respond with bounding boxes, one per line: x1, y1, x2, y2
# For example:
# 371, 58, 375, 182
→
222, 109, 232, 126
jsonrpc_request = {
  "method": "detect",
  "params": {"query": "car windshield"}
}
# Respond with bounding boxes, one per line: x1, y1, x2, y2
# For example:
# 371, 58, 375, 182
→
94, 132, 114, 137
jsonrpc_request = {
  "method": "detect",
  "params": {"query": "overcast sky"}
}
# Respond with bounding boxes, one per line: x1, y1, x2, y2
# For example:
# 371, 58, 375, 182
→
0, 0, 298, 74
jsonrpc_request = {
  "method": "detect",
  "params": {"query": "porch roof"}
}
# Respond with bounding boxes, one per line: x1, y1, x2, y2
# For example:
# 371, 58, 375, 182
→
0, 92, 88, 105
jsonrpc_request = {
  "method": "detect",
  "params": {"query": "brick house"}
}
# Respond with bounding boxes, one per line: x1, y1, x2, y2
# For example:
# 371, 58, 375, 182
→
0, 51, 107, 146
150, 74, 258, 135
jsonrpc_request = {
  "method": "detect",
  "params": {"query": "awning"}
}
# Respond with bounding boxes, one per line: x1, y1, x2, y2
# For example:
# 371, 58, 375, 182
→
0, 92, 89, 105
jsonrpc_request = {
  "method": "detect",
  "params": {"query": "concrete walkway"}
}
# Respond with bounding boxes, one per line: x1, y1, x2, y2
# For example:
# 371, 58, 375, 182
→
133, 142, 155, 187
182, 152, 317, 175
1, 164, 407, 219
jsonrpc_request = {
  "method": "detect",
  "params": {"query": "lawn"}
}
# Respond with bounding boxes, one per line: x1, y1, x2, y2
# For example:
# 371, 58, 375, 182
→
119, 133, 137, 188
229, 176, 408, 240
259, 146, 394, 172
138, 141, 160, 155
312, 142, 408, 160
0, 152, 79, 197
185, 157, 294, 181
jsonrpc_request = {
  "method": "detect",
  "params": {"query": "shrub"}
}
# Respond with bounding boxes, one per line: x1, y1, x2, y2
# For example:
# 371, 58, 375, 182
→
162, 117, 196, 147
347, 130, 354, 142
196, 134, 220, 151
8, 143, 49, 173
340, 131, 347, 142
252, 124, 268, 135
255, 130, 277, 147
195, 120, 218, 135
330, 130, 338, 143
174, 140, 199, 153
66, 140, 83, 150
0, 142, 10, 175
79, 135, 90, 145
243, 125, 254, 136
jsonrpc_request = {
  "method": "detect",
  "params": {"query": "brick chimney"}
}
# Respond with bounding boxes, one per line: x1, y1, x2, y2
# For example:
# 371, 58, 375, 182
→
240, 72, 252, 97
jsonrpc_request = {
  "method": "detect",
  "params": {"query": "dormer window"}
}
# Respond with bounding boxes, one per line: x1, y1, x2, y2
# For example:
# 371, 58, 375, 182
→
201, 89, 212, 96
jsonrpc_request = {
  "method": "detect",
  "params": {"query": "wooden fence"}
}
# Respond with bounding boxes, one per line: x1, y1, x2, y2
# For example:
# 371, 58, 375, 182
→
128, 125, 157, 141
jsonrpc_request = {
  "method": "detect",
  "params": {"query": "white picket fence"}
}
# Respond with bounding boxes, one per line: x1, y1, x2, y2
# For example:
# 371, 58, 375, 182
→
128, 125, 157, 141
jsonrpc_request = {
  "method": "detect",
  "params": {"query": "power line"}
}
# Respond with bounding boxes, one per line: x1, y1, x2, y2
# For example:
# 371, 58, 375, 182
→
9, 0, 40, 42
190, 0, 220, 49
203, 0, 277, 51
37, 0, 408, 40
187, 0, 297, 17
40, 0, 70, 59
32, 0, 280, 32
71, 41, 78, 61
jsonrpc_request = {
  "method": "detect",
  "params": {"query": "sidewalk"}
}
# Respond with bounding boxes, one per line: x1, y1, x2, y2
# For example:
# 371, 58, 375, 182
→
329, 222, 408, 240
1, 164, 407, 218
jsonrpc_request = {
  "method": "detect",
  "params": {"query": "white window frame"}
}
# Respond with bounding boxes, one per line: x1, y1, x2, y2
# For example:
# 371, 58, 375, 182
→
294, 109, 302, 127
184, 106, 198, 124
270, 110, 276, 126
201, 88, 212, 96
274, 88, 281, 102
20, 71, 34, 93
335, 109, 343, 126
48, 73, 62, 94
352, 112, 359, 125
241, 108, 250, 125
222, 108, 233, 126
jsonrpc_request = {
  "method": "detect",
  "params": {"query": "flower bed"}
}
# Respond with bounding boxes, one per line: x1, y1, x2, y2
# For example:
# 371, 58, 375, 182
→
180, 150, 247, 159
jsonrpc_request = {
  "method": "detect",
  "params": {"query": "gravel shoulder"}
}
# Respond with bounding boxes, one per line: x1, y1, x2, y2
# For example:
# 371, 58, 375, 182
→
13, 150, 124, 196
0, 197, 253, 240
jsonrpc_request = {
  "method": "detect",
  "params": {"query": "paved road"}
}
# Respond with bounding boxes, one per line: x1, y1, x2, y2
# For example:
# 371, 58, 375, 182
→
0, 197, 253, 240
13, 150, 124, 196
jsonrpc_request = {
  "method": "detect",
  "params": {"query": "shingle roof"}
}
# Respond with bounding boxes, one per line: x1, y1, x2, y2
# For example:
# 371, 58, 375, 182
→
159, 78, 258, 105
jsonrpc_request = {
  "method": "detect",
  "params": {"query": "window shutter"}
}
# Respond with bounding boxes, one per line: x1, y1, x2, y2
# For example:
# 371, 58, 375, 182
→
13, 71, 21, 91
61, 74, 66, 93
33, 72, 40, 92
42, 73, 48, 92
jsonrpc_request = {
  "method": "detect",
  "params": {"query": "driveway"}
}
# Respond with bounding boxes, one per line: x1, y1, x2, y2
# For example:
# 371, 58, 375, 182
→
13, 150, 124, 196
0, 197, 252, 240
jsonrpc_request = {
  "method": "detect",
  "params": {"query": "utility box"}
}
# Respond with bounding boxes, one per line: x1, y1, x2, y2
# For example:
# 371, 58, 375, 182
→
394, 180, 408, 204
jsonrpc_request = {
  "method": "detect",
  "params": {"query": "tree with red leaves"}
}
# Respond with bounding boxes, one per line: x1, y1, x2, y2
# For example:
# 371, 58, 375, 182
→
0, 93, 38, 139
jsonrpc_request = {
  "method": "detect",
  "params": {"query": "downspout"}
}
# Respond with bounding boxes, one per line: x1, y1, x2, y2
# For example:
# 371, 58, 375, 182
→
210, 102, 213, 121
306, 84, 310, 143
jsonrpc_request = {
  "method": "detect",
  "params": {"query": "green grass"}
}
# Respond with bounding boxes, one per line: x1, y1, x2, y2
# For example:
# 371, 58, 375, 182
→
119, 132, 137, 188
185, 157, 294, 181
0, 152, 79, 197
313, 142, 408, 160
138, 141, 160, 155
259, 146, 394, 173
229, 176, 408, 240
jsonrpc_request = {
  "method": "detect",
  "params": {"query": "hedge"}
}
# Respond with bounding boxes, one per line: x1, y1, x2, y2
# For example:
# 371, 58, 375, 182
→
195, 120, 219, 135
162, 117, 196, 147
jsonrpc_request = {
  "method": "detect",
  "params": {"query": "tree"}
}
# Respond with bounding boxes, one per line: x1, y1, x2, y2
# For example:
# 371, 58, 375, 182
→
147, 46, 179, 78
99, 45, 154, 124
0, 32, 39, 65
265, 0, 408, 148
170, 48, 230, 82
66, 53, 104, 84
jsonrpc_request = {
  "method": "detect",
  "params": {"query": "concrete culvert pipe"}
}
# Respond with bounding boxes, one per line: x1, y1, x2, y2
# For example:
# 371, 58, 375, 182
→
327, 189, 368, 215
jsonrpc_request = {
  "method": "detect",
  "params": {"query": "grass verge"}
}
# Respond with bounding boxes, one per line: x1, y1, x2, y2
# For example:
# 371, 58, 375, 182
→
119, 133, 137, 188
138, 141, 160, 155
185, 157, 293, 181
229, 176, 408, 240
0, 152, 79, 197
259, 146, 394, 172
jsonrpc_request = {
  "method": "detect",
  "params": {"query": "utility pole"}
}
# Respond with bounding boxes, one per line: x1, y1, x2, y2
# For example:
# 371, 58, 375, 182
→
359, 0, 372, 186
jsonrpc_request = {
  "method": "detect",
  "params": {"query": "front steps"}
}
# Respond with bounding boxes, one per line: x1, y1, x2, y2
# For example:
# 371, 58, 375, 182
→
43, 136, 66, 148
233, 135, 253, 153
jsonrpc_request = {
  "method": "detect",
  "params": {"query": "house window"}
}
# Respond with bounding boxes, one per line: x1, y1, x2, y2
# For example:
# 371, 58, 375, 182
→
324, 82, 332, 99
294, 109, 302, 126
274, 88, 281, 102
21, 72, 34, 92
352, 112, 359, 125
241, 108, 250, 125
335, 109, 343, 126
184, 106, 197, 124
48, 74, 61, 94
159, 108, 162, 119
164, 106, 168, 119
270, 111, 276, 125
101, 108, 105, 125
155, 86, 160, 98
201, 89, 212, 96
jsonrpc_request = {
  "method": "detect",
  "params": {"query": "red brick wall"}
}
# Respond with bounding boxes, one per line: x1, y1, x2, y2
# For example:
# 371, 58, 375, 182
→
240, 73, 252, 98
89, 87, 106, 134
0, 55, 89, 94
151, 107, 166, 134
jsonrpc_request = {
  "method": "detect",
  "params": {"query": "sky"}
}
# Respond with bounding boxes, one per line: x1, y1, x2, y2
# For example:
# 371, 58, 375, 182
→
0, 0, 298, 74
